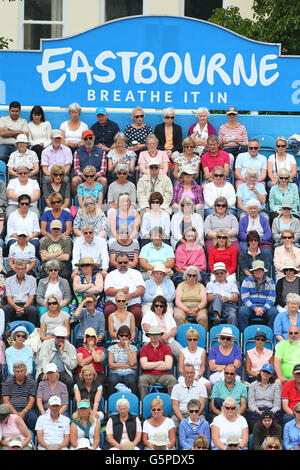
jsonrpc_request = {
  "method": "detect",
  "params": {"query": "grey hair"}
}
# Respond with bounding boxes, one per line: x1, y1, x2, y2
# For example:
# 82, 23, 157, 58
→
245, 167, 259, 178
207, 134, 219, 144
221, 397, 239, 416
68, 102, 81, 114
114, 131, 127, 143
116, 398, 130, 410
16, 165, 29, 173
183, 266, 201, 281
115, 163, 129, 174
82, 223, 95, 232
116, 252, 129, 262
146, 133, 159, 145
286, 293, 300, 305
196, 107, 210, 119
15, 259, 27, 267
246, 198, 261, 209
187, 399, 201, 410
179, 196, 194, 213
45, 259, 60, 272
163, 107, 176, 118
13, 361, 27, 370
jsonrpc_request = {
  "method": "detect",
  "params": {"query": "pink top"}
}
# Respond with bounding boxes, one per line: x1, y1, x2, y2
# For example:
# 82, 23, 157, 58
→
174, 243, 206, 271
2, 414, 24, 441
247, 347, 273, 374
138, 150, 169, 174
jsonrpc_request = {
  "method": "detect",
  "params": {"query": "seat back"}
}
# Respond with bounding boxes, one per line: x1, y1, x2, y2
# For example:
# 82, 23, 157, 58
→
176, 323, 206, 349
142, 392, 173, 420
107, 392, 139, 416
243, 325, 274, 356
208, 324, 240, 351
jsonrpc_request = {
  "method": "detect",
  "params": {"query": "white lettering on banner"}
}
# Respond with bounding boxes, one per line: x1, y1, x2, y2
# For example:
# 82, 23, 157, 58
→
291, 80, 300, 105
37, 47, 280, 92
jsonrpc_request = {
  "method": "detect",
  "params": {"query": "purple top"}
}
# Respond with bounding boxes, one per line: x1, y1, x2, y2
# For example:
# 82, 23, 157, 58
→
171, 181, 204, 206
208, 344, 242, 366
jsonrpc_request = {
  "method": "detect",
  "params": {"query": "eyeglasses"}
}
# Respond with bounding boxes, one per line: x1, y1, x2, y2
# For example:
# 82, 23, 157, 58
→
84, 202, 95, 207
165, 116, 174, 120
224, 406, 236, 410
221, 336, 232, 341
53, 173, 63, 177
213, 174, 224, 178
48, 268, 58, 272
189, 409, 200, 414
116, 300, 126, 303
248, 146, 259, 150
47, 301, 58, 306
119, 334, 129, 338
83, 231, 93, 235
135, 115, 144, 118
294, 409, 300, 413
20, 201, 30, 206
84, 174, 96, 178
84, 137, 94, 141
154, 304, 164, 308
151, 201, 161, 204
184, 145, 195, 149
55, 336, 65, 339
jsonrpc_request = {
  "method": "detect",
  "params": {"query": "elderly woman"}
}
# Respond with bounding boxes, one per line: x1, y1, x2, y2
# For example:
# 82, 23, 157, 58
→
154, 107, 183, 163
36, 363, 69, 415
36, 259, 72, 316
74, 364, 104, 421
107, 325, 138, 396
73, 195, 107, 239
28, 104, 52, 159
238, 199, 272, 251
140, 192, 170, 244
6, 165, 40, 218
124, 106, 153, 153
203, 166, 236, 217
40, 295, 70, 341
245, 331, 274, 383
210, 397, 249, 450
283, 401, 300, 450
236, 167, 267, 218
40, 192, 73, 237
208, 326, 242, 385
60, 102, 88, 152
0, 404, 33, 450
109, 192, 140, 243
267, 136, 297, 188
272, 200, 300, 247
109, 222, 140, 269
188, 107, 216, 156
238, 231, 272, 283
217, 105, 248, 157
76, 165, 103, 209
5, 326, 34, 377
171, 166, 204, 212
75, 328, 106, 387
173, 266, 208, 329
70, 400, 100, 450
208, 229, 237, 282
170, 196, 204, 250
142, 398, 176, 450
138, 134, 169, 175
7, 134, 39, 179
107, 163, 137, 210
142, 264, 175, 315
103, 397, 143, 450
276, 261, 300, 313
179, 399, 211, 450
269, 168, 300, 224
274, 229, 300, 281
42, 164, 70, 210
173, 137, 201, 183
174, 227, 208, 286
274, 293, 300, 344
107, 131, 136, 183
108, 291, 136, 343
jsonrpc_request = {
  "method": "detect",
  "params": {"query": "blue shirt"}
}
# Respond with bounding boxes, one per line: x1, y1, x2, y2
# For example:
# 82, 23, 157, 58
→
77, 307, 105, 340
235, 152, 267, 178
139, 241, 174, 265
273, 310, 300, 345
236, 182, 267, 209
283, 419, 300, 450
41, 209, 73, 234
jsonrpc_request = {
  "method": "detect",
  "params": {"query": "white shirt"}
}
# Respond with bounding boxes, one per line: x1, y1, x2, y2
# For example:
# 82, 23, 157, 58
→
60, 120, 88, 143
210, 414, 248, 448
72, 236, 109, 270
6, 209, 40, 242
35, 412, 70, 448
206, 279, 239, 297
141, 310, 177, 344
104, 268, 145, 306
171, 380, 207, 413
28, 121, 52, 148
7, 178, 40, 207
203, 182, 236, 209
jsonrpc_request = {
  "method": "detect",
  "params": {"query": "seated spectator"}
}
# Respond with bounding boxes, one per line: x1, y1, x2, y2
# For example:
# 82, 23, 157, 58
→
142, 398, 176, 450
188, 107, 216, 154
72, 227, 109, 277
206, 263, 239, 327
0, 403, 33, 450
139, 226, 175, 280
236, 167, 267, 219
103, 399, 143, 450
273, 229, 300, 281
7, 134, 39, 179
5, 326, 34, 377
173, 137, 201, 184
210, 365, 248, 418
208, 229, 237, 282
69, 400, 100, 450
171, 166, 204, 213
41, 129, 72, 183
274, 293, 300, 344
72, 260, 104, 309
264, 437, 283, 450
140, 192, 170, 244
36, 260, 71, 316
171, 196, 204, 250
28, 105, 52, 160
217, 105, 248, 157
73, 195, 107, 239
75, 328, 106, 389
108, 222, 139, 269
107, 163, 137, 210
234, 139, 267, 188
269, 168, 300, 225
36, 363, 69, 416
173, 227, 208, 287
107, 132, 136, 184
239, 260, 278, 332
138, 325, 177, 401
191, 433, 210, 450
107, 291, 136, 343
42, 164, 70, 210
210, 397, 249, 450
35, 395, 70, 450
75, 165, 103, 208
201, 135, 231, 186
7, 230, 36, 277
107, 325, 138, 397
138, 133, 169, 175
142, 264, 176, 316
238, 230, 272, 284
3, 259, 38, 326
247, 364, 281, 432
124, 106, 153, 154
208, 326, 241, 385
203, 166, 236, 217
40, 192, 73, 238
178, 400, 210, 450
104, 253, 145, 328
171, 364, 207, 427
6, 165, 40, 218
267, 136, 297, 188
154, 107, 183, 163
36, 326, 77, 397
73, 296, 105, 349
252, 410, 282, 450
282, 363, 300, 426
204, 196, 240, 255
39, 219, 72, 279
141, 295, 182, 359
245, 330, 274, 383
173, 266, 208, 329
39, 295, 70, 342
109, 192, 140, 243
90, 107, 120, 152
2, 360, 37, 432
59, 102, 88, 154
137, 159, 173, 216
283, 401, 300, 450
274, 326, 300, 390
275, 264, 300, 314
0, 101, 29, 163
74, 364, 104, 421
273, 201, 300, 248
238, 199, 272, 251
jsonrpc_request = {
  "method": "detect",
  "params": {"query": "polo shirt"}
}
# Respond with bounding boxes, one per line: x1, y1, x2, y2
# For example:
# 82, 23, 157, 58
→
235, 152, 267, 178
139, 341, 172, 376
2, 376, 37, 410
206, 279, 239, 297
171, 380, 207, 413
72, 236, 109, 270
40, 236, 72, 271
5, 273, 37, 303
282, 380, 300, 410
104, 268, 145, 307
0, 115, 29, 145
35, 412, 70, 447
201, 149, 230, 172
139, 241, 174, 265
41, 144, 73, 171
90, 119, 120, 147
211, 380, 248, 406
275, 340, 300, 378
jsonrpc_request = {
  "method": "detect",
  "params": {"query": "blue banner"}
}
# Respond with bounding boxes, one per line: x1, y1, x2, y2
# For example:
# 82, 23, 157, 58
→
0, 15, 299, 111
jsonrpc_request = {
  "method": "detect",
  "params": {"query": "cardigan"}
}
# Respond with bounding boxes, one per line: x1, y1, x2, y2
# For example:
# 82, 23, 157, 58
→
238, 214, 272, 242
154, 122, 183, 153
171, 181, 204, 206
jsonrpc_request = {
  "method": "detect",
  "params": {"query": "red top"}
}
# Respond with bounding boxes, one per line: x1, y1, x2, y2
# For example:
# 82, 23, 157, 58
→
201, 149, 230, 173
76, 346, 104, 374
139, 341, 172, 376
282, 380, 300, 411
208, 246, 237, 275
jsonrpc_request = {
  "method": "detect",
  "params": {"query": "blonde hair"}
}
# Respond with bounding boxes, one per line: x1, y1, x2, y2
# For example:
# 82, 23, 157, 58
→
264, 436, 282, 450
151, 398, 163, 410
131, 106, 144, 120
221, 397, 239, 417
72, 400, 95, 426
192, 434, 209, 449
214, 229, 231, 248
79, 364, 97, 382
46, 294, 61, 309
50, 164, 66, 182
182, 136, 196, 148
186, 328, 200, 340
81, 195, 102, 218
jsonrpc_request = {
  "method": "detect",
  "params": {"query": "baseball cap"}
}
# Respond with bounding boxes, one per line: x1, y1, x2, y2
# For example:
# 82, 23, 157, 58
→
226, 106, 238, 115
17, 229, 28, 236
148, 158, 161, 167
293, 364, 300, 373
227, 435, 239, 445
261, 363, 274, 374
45, 363, 58, 373
254, 330, 267, 339
48, 396, 62, 406
78, 401, 91, 409
51, 129, 63, 138
96, 107, 107, 115
50, 219, 63, 230
82, 130, 94, 139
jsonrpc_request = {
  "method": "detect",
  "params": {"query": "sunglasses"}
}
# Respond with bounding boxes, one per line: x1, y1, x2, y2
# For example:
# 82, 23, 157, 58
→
165, 116, 174, 120
151, 408, 161, 412
81, 264, 92, 268
267, 445, 280, 449
84, 174, 96, 178
187, 274, 197, 278
221, 336, 232, 341
48, 268, 58, 272
214, 174, 224, 178
282, 236, 293, 239
16, 334, 26, 338
20, 201, 30, 206
289, 331, 299, 335
151, 201, 161, 204
279, 176, 289, 180
56, 336, 65, 339
276, 144, 286, 148
48, 301, 58, 305
83, 231, 93, 235
187, 338, 198, 341
84, 137, 94, 141
119, 334, 129, 337
184, 145, 195, 148
117, 172, 128, 175
217, 236, 227, 239
224, 406, 236, 410
255, 337, 265, 341
189, 409, 200, 414
154, 304, 164, 308
52, 200, 61, 205
18, 172, 28, 175
118, 261, 128, 265
248, 146, 259, 150
85, 202, 95, 207
17, 234, 27, 237
135, 115, 144, 118
228, 444, 239, 448
116, 299, 126, 303
53, 173, 63, 177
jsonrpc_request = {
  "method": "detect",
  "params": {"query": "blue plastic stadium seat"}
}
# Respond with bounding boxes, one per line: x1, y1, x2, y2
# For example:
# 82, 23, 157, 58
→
107, 392, 139, 416
142, 392, 173, 420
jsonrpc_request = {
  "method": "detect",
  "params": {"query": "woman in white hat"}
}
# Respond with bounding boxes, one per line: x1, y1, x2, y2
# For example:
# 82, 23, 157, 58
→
274, 229, 300, 281
36, 363, 68, 416
7, 133, 39, 179
142, 264, 175, 317
208, 326, 242, 385
5, 326, 34, 377
274, 292, 300, 345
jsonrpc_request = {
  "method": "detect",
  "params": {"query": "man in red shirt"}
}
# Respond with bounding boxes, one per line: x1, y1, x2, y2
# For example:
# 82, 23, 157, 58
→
138, 325, 177, 400
201, 135, 231, 186
282, 363, 300, 425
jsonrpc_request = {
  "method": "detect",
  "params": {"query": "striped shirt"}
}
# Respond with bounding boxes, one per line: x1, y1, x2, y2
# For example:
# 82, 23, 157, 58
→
241, 275, 276, 311
2, 376, 37, 410
36, 380, 69, 410
218, 123, 248, 149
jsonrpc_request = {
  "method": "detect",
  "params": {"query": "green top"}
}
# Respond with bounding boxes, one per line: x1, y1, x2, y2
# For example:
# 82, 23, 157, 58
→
275, 340, 300, 378
211, 380, 248, 406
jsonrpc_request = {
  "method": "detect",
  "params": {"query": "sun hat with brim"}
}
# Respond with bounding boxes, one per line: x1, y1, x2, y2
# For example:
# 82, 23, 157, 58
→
249, 260, 267, 272
12, 325, 29, 340
146, 325, 163, 337
282, 261, 300, 273
84, 327, 97, 338
148, 158, 161, 167
48, 396, 61, 406
227, 435, 239, 445
8, 439, 23, 448
149, 432, 169, 446
77, 438, 93, 450
213, 262, 227, 273
75, 257, 100, 269
0, 404, 11, 422
179, 166, 196, 176
280, 200, 293, 210
78, 401, 91, 409
53, 326, 68, 337
216, 326, 234, 338
16, 134, 29, 144
152, 264, 168, 274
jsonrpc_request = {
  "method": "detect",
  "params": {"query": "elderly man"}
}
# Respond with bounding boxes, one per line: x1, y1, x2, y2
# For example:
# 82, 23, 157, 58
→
90, 107, 120, 152
139, 226, 175, 280
39, 219, 72, 279
41, 129, 73, 183
36, 326, 77, 396
171, 364, 207, 427
104, 253, 145, 327
35, 395, 70, 450
3, 259, 38, 325
274, 326, 300, 390
235, 138, 267, 188
2, 360, 37, 432
138, 325, 177, 401
137, 158, 173, 216
71, 223, 109, 277
282, 363, 300, 425
206, 262, 239, 326
71, 129, 108, 196
0, 101, 29, 162
239, 260, 278, 332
